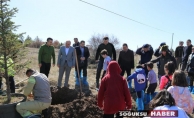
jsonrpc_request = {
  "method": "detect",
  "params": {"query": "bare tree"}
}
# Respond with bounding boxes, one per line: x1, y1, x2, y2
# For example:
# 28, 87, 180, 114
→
88, 33, 121, 63
29, 36, 43, 48
53, 40, 60, 48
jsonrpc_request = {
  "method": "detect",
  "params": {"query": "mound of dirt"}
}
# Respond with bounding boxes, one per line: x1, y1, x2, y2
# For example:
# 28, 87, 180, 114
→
50, 86, 78, 105
46, 96, 103, 118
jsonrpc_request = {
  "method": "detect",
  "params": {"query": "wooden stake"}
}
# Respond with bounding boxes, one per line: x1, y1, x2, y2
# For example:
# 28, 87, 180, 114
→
74, 49, 82, 98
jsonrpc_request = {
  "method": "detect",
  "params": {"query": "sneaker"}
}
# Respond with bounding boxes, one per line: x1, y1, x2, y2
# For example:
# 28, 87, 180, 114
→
26, 114, 41, 118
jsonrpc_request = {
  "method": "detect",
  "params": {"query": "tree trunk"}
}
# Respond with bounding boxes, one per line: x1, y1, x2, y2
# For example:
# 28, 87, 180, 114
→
6, 78, 11, 102
4, 56, 11, 102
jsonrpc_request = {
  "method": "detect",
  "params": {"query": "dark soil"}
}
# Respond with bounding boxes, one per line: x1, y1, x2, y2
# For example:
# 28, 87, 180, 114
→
43, 86, 103, 118
46, 96, 103, 118
50, 86, 78, 105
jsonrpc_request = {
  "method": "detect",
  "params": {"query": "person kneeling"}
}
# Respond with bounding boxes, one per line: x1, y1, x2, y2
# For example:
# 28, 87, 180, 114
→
16, 69, 51, 118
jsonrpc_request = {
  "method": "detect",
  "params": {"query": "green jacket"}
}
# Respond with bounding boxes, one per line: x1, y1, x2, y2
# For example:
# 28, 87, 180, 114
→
38, 44, 55, 64
0, 56, 15, 77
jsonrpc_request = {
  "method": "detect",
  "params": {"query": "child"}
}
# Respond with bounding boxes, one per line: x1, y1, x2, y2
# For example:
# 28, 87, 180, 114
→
101, 49, 111, 80
149, 90, 189, 118
159, 61, 175, 90
145, 62, 157, 104
98, 61, 132, 118
167, 70, 194, 114
127, 65, 146, 111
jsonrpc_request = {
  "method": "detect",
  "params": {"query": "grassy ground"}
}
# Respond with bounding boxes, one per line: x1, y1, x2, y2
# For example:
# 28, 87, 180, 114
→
1, 47, 194, 117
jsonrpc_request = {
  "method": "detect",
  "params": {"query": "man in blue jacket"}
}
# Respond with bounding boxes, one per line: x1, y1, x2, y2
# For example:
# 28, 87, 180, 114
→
136, 44, 154, 76
136, 44, 153, 92
127, 65, 146, 111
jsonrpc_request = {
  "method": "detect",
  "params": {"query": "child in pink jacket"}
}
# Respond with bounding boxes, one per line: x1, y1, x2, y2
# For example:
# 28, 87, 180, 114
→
167, 70, 194, 114
159, 61, 175, 90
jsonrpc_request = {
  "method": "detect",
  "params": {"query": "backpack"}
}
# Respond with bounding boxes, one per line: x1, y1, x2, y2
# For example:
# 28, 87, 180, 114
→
137, 73, 146, 84
164, 75, 171, 89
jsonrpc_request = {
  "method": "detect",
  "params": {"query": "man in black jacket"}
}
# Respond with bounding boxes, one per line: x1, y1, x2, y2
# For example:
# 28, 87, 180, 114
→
95, 37, 116, 88
75, 40, 90, 86
175, 41, 184, 69
118, 43, 134, 88
182, 39, 193, 71
145, 45, 177, 84
73, 38, 80, 47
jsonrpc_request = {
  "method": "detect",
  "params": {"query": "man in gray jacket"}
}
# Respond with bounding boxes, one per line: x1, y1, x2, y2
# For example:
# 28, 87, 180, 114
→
16, 69, 51, 118
57, 40, 75, 88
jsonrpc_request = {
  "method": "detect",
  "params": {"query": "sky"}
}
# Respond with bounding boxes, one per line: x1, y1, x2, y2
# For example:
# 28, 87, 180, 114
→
9, 0, 194, 51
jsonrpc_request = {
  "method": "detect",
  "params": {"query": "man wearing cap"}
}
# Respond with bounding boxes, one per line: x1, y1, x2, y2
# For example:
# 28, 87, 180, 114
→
16, 69, 51, 118
144, 45, 177, 83
154, 42, 166, 57
136, 44, 153, 92
136, 44, 154, 76
95, 37, 116, 89
175, 41, 184, 69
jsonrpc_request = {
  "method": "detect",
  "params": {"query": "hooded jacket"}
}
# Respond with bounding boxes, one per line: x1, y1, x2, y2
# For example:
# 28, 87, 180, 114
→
98, 61, 132, 114
150, 53, 177, 75
168, 86, 194, 114
127, 68, 146, 91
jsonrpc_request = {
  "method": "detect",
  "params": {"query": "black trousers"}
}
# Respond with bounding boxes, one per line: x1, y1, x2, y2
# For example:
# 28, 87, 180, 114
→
103, 112, 123, 118
181, 63, 187, 71
136, 91, 142, 98
9, 76, 15, 93
96, 60, 104, 82
120, 66, 131, 77
147, 83, 157, 94
101, 70, 106, 80
75, 65, 87, 77
40, 61, 51, 77
188, 73, 194, 86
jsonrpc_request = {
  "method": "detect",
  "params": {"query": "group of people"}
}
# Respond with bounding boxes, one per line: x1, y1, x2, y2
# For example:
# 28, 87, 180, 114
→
1, 36, 194, 118
96, 38, 194, 118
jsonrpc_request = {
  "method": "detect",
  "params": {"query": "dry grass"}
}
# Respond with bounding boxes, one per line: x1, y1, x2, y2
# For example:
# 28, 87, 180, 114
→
4, 47, 194, 117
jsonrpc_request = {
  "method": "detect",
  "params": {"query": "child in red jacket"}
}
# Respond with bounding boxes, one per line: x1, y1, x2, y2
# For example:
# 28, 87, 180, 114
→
98, 61, 132, 118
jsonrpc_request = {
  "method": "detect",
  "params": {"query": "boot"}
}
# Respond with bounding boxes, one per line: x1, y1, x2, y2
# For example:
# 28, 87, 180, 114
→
82, 76, 89, 86
26, 114, 41, 118
136, 98, 144, 111
191, 86, 194, 94
75, 71, 80, 86
144, 93, 151, 105
188, 86, 193, 92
